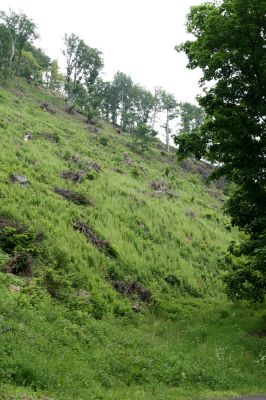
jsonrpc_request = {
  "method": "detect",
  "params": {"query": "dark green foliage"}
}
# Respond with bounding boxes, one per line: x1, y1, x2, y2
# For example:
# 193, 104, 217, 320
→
177, 103, 205, 154
0, 220, 41, 256
225, 237, 266, 302
43, 268, 73, 300
131, 165, 141, 178
0, 218, 42, 276
175, 0, 266, 301
90, 294, 108, 319
133, 123, 157, 151
99, 136, 108, 146
2, 251, 34, 276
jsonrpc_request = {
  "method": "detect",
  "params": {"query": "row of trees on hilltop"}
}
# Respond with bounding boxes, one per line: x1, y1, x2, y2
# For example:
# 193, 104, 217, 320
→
0, 9, 204, 152
63, 33, 202, 151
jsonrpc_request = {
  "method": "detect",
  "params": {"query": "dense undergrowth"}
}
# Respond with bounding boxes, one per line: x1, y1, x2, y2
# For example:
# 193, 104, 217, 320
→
0, 81, 265, 399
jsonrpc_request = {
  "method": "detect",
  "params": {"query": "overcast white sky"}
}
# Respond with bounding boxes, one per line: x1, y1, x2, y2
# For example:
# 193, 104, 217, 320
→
1, 0, 205, 103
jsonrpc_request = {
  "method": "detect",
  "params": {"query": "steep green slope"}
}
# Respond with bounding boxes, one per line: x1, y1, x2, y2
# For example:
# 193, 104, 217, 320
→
0, 82, 265, 400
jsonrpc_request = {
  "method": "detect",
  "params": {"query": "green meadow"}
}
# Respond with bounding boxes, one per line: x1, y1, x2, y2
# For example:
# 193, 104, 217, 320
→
0, 81, 265, 399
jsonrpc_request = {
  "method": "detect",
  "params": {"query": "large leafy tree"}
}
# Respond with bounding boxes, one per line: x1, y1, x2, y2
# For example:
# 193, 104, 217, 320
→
0, 10, 38, 78
97, 80, 114, 121
175, 0, 266, 301
63, 33, 103, 112
21, 44, 52, 85
19, 50, 42, 83
0, 10, 56, 86
131, 85, 155, 126
111, 71, 134, 130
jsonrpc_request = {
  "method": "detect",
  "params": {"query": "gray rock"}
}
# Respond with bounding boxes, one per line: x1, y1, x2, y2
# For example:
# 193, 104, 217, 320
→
9, 174, 28, 186
24, 133, 33, 141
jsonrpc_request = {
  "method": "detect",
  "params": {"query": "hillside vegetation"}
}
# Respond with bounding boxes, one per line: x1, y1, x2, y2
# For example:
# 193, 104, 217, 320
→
0, 81, 265, 400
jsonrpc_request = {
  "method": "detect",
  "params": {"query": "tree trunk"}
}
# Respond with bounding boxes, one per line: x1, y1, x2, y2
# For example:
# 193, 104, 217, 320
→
166, 110, 169, 152
8, 39, 16, 79
120, 89, 124, 131
151, 110, 156, 130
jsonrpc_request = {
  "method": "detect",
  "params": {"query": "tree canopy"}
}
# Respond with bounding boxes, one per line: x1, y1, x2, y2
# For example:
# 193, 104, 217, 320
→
0, 10, 38, 78
63, 33, 104, 113
175, 0, 266, 301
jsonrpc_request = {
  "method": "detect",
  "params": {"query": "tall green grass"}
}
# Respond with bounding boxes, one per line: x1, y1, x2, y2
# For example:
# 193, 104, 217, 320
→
0, 81, 265, 399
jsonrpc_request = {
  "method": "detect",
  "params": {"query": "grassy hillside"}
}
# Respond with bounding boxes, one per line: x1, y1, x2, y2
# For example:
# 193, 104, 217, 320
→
0, 81, 265, 400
